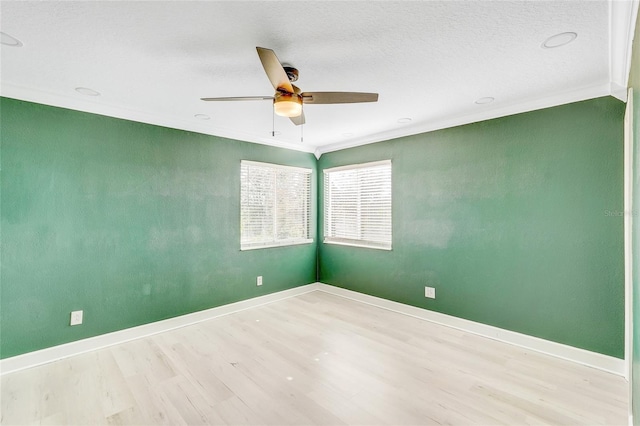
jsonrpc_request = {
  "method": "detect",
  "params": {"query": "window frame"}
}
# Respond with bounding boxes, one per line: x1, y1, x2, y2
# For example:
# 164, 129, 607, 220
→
240, 160, 313, 251
323, 159, 392, 250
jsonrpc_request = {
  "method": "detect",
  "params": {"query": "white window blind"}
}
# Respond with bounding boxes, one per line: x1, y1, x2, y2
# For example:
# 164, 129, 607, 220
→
324, 160, 392, 250
241, 160, 312, 250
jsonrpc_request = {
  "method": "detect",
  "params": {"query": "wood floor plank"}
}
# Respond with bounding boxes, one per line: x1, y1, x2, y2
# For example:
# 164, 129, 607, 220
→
1, 290, 628, 425
124, 373, 185, 425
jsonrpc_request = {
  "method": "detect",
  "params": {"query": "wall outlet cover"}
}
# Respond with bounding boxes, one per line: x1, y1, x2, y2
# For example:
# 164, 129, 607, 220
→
425, 287, 436, 299
257, 276, 263, 286
70, 310, 83, 326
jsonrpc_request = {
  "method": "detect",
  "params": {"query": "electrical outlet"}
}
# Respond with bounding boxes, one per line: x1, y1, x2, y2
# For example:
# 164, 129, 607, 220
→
70, 310, 83, 326
425, 287, 436, 299
257, 276, 263, 286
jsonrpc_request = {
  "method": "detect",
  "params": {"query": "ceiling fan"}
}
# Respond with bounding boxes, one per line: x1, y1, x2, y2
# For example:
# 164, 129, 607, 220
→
201, 47, 379, 126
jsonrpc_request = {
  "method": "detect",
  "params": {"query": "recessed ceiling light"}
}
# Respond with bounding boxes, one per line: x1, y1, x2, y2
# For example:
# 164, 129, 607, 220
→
194, 114, 210, 120
342, 132, 354, 137
397, 118, 412, 124
542, 32, 577, 49
1, 32, 23, 47
475, 97, 494, 105
75, 87, 100, 97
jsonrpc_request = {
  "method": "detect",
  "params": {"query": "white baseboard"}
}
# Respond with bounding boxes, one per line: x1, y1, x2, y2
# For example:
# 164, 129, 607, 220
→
315, 283, 625, 376
0, 283, 320, 375
1, 282, 624, 377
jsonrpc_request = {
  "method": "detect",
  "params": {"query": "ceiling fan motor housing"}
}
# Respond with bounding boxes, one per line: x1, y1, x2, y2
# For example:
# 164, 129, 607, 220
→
283, 66, 299, 82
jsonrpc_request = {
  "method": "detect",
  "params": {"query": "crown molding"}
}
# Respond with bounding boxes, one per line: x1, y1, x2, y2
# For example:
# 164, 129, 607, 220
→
611, 82, 629, 102
317, 82, 613, 156
0, 78, 621, 159
610, 0, 639, 92
0, 83, 316, 154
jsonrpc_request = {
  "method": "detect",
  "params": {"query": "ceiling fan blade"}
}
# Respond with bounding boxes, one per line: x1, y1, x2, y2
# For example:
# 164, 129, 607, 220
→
256, 47, 294, 93
201, 96, 273, 101
301, 92, 378, 104
289, 111, 305, 126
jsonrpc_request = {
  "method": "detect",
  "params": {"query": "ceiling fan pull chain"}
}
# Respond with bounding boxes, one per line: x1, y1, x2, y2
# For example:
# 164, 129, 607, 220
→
272, 107, 275, 137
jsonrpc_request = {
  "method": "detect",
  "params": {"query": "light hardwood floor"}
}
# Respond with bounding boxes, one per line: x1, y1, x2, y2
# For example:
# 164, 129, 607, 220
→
0, 291, 628, 425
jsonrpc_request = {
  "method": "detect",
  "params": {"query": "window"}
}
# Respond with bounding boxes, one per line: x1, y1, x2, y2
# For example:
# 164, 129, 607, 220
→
241, 160, 312, 250
324, 160, 392, 250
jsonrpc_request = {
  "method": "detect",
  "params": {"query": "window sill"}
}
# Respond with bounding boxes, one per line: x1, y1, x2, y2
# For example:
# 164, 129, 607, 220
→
323, 239, 392, 251
241, 239, 314, 251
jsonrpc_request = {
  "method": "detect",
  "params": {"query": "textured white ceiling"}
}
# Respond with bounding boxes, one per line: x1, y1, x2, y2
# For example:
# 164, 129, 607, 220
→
0, 1, 637, 155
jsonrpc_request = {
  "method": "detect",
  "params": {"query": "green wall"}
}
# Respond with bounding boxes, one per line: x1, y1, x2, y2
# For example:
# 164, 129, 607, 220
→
0, 98, 318, 359
0, 93, 627, 361
319, 96, 625, 358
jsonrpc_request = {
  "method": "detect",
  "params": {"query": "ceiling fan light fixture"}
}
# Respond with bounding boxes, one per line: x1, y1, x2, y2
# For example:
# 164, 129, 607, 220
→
274, 91, 303, 117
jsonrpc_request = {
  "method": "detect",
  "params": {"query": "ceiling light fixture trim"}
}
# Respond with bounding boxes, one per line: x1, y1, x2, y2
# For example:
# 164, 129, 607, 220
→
0, 32, 23, 47
475, 97, 495, 105
542, 32, 577, 49
75, 87, 101, 97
